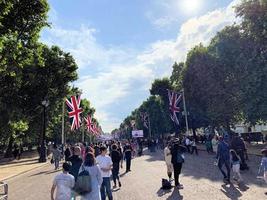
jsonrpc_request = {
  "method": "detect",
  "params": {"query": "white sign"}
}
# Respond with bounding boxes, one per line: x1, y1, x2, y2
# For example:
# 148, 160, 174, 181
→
132, 130, 144, 138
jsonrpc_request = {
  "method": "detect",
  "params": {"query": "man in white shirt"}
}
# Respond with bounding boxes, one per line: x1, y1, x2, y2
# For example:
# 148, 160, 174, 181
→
51, 162, 75, 200
96, 146, 113, 200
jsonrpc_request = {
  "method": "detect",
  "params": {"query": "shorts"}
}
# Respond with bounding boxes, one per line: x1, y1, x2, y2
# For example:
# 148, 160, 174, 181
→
166, 163, 174, 173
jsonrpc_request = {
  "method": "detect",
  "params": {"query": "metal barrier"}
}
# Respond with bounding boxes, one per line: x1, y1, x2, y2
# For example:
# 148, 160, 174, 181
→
0, 182, 8, 200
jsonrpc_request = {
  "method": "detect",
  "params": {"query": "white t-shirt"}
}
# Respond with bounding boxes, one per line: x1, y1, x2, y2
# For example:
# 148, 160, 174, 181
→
96, 155, 113, 177
53, 173, 75, 200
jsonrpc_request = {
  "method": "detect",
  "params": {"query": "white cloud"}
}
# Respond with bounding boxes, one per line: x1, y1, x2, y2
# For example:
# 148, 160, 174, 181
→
42, 0, 240, 132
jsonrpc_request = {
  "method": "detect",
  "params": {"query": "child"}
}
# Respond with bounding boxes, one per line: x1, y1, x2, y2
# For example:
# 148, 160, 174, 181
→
258, 148, 267, 195
230, 149, 243, 183
51, 162, 75, 200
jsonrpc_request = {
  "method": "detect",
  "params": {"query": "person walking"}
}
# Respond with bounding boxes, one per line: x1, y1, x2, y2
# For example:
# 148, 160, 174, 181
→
190, 138, 198, 155
164, 143, 173, 181
52, 144, 62, 170
110, 144, 122, 188
212, 135, 219, 154
123, 142, 133, 173
230, 135, 249, 170
230, 149, 243, 183
69, 146, 83, 200
258, 148, 267, 195
64, 144, 71, 161
171, 140, 186, 189
51, 162, 75, 200
216, 136, 231, 183
80, 153, 103, 200
96, 146, 113, 200
185, 137, 191, 153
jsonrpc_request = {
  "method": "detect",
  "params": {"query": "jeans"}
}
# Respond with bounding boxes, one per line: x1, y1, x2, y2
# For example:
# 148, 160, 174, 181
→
173, 163, 182, 186
218, 159, 231, 180
54, 159, 59, 169
101, 177, 113, 200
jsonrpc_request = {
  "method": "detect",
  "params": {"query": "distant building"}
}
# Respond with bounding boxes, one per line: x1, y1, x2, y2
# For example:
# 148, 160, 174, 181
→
234, 123, 267, 134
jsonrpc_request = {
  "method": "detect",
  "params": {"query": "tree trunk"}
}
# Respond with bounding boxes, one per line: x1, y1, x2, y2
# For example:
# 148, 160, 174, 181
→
4, 134, 14, 158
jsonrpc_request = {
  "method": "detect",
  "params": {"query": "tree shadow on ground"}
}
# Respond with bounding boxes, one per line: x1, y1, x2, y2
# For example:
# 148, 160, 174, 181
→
181, 152, 265, 188
0, 158, 38, 166
144, 148, 265, 191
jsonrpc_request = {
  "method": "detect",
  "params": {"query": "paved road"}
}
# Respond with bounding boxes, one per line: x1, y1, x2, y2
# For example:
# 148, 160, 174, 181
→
6, 149, 267, 200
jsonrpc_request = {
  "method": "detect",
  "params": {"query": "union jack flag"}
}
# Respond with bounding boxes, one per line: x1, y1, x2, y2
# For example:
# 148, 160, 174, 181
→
84, 115, 94, 133
66, 95, 83, 131
140, 112, 149, 129
92, 123, 100, 136
168, 90, 182, 125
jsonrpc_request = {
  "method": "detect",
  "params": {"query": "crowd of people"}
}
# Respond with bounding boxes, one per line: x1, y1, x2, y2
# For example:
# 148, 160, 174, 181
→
163, 134, 267, 195
49, 133, 267, 200
50, 140, 136, 200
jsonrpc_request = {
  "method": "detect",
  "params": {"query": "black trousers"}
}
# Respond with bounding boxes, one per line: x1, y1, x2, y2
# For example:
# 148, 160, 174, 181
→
112, 162, 120, 185
173, 163, 183, 186
191, 146, 198, 155
126, 158, 131, 171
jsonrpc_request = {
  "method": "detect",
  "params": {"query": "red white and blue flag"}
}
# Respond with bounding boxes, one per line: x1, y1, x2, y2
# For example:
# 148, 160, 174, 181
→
84, 115, 94, 133
66, 95, 83, 131
168, 90, 182, 125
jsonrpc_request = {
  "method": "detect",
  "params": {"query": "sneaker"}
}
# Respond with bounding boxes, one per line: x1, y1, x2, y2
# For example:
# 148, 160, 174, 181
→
176, 184, 184, 189
113, 185, 117, 188
119, 182, 122, 187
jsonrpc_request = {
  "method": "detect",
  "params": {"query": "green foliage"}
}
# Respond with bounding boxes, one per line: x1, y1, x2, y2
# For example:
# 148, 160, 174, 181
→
116, 0, 267, 135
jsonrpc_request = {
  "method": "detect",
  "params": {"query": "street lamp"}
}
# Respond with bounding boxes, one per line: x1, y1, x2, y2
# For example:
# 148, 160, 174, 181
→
39, 99, 49, 163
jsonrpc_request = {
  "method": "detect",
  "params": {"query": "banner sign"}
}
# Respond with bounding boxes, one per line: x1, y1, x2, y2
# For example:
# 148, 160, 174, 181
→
132, 130, 144, 138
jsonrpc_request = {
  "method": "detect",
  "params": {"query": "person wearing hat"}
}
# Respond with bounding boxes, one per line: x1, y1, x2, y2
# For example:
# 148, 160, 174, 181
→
258, 148, 267, 195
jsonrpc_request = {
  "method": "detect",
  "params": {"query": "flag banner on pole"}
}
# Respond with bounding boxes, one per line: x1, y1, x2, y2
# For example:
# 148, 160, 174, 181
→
167, 90, 182, 125
84, 115, 94, 133
140, 112, 149, 129
66, 95, 83, 131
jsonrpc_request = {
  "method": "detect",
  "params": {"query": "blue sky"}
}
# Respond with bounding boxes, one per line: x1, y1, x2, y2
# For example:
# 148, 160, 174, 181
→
41, 0, 240, 132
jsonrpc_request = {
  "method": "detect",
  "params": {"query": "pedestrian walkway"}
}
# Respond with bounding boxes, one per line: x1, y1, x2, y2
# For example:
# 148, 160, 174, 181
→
6, 149, 267, 200
0, 151, 48, 181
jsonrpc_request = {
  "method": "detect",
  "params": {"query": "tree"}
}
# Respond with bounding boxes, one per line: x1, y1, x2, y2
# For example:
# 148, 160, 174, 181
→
170, 62, 185, 90
236, 0, 267, 124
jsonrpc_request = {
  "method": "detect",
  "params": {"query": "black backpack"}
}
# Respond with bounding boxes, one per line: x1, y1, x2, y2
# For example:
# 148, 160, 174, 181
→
74, 165, 92, 195
161, 179, 172, 190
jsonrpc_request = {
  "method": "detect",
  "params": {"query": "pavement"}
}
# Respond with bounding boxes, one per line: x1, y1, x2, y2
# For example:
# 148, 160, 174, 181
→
4, 149, 267, 200
0, 151, 49, 181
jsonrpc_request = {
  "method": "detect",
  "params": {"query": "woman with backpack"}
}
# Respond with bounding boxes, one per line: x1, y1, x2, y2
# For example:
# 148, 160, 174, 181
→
171, 140, 186, 189
79, 152, 103, 200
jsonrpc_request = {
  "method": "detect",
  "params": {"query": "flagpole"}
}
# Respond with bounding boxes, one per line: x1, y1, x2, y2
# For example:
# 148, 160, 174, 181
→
62, 100, 65, 146
182, 89, 189, 135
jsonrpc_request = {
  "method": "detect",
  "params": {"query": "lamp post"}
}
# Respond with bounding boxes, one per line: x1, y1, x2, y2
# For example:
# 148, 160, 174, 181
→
39, 99, 49, 163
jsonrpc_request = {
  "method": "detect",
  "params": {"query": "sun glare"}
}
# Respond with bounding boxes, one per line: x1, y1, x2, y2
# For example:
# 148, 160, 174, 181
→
180, 0, 202, 14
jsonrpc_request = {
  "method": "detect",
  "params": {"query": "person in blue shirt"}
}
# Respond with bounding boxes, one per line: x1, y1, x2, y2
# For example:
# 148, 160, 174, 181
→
258, 148, 267, 195
216, 136, 231, 183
